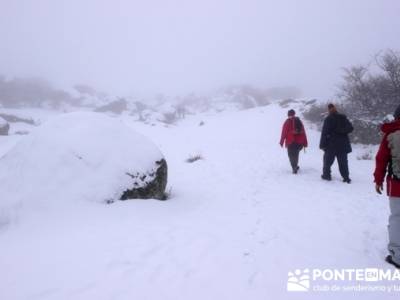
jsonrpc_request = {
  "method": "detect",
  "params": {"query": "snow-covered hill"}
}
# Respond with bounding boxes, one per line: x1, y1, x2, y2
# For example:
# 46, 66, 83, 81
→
0, 103, 395, 300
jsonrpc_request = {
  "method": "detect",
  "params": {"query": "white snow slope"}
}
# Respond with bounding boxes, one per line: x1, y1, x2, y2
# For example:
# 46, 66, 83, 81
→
0, 104, 397, 300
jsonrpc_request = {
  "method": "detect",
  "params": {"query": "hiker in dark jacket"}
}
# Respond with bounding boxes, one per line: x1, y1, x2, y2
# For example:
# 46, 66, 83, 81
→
280, 109, 308, 174
320, 103, 353, 183
374, 105, 400, 269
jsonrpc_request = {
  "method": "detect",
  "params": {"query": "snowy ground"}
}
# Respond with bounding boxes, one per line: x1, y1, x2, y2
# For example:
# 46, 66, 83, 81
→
0, 104, 397, 300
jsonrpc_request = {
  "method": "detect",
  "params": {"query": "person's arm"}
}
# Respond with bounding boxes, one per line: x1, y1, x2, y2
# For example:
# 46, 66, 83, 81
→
304, 130, 308, 148
347, 118, 354, 134
319, 118, 329, 150
374, 134, 390, 193
345, 115, 354, 134
302, 123, 308, 147
280, 120, 288, 147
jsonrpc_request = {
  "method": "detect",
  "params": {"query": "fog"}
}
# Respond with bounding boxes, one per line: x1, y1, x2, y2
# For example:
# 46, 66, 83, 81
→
1, 0, 399, 99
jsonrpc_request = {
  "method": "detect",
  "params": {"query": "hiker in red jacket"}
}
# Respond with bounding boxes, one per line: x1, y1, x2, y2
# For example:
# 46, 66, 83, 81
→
280, 109, 308, 174
374, 105, 400, 269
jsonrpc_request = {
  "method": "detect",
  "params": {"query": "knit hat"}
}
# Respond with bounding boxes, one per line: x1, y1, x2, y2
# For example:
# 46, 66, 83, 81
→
394, 105, 400, 120
328, 103, 335, 109
288, 109, 295, 117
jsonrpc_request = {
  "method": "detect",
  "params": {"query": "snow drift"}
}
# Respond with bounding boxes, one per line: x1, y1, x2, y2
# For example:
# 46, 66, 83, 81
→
0, 112, 167, 213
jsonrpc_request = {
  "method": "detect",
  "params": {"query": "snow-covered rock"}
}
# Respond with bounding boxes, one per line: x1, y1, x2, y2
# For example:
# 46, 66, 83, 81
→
0, 112, 168, 211
0, 117, 9, 135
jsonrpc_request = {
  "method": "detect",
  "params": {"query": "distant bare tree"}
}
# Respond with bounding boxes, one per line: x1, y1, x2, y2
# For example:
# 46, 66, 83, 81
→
338, 49, 400, 121
375, 49, 400, 104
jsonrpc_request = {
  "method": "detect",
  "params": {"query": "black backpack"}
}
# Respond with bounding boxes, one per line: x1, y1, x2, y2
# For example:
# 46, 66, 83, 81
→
293, 117, 303, 135
334, 114, 353, 135
388, 130, 400, 180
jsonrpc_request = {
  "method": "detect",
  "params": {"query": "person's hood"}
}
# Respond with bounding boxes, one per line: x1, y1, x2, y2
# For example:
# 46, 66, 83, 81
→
381, 120, 400, 134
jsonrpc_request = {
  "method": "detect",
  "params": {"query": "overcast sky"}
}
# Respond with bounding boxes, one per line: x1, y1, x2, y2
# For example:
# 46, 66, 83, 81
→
0, 0, 400, 98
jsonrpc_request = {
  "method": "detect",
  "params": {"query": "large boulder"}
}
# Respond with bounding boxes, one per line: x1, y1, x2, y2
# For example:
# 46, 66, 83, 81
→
0, 117, 9, 135
121, 159, 168, 200
0, 112, 168, 208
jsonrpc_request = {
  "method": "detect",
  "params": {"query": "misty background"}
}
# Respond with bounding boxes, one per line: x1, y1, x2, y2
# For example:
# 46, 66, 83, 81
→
0, 0, 400, 100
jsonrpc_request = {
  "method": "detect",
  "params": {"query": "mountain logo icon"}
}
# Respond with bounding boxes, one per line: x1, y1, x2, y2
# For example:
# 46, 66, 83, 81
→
287, 269, 310, 292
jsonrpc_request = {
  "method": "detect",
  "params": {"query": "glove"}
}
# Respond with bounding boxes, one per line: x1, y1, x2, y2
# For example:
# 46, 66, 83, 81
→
375, 184, 383, 195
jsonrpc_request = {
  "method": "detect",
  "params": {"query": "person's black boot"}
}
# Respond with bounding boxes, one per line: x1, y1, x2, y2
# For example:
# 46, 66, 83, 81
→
385, 255, 400, 269
343, 178, 351, 184
321, 174, 332, 181
293, 166, 300, 174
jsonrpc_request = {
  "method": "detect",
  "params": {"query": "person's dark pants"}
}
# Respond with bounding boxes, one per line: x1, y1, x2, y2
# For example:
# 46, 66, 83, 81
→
323, 150, 349, 179
287, 143, 303, 171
